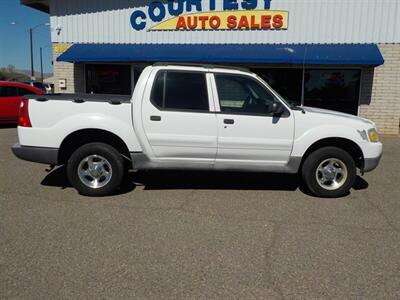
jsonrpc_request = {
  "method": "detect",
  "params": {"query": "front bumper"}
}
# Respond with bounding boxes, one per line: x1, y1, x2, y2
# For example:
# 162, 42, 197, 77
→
12, 143, 59, 165
360, 141, 383, 173
363, 154, 382, 173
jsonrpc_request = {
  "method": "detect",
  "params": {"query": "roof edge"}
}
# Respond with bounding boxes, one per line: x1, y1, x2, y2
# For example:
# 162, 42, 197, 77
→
57, 43, 384, 67
20, 0, 49, 13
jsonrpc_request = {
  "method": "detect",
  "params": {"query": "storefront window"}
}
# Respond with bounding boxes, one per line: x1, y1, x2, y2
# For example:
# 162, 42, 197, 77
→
253, 68, 361, 115
86, 64, 131, 95
252, 68, 303, 106
304, 69, 361, 115
134, 67, 146, 86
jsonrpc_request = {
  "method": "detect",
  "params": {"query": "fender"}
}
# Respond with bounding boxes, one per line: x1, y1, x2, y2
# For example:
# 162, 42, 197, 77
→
291, 125, 365, 158
56, 113, 142, 152
19, 110, 143, 152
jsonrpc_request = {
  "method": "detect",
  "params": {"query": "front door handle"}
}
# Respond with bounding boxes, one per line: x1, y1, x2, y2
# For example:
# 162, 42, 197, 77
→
150, 115, 162, 121
224, 119, 235, 125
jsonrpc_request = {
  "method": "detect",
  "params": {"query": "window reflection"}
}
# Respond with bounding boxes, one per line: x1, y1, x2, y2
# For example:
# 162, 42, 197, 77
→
253, 68, 361, 115
252, 68, 303, 106
304, 69, 361, 115
86, 64, 131, 95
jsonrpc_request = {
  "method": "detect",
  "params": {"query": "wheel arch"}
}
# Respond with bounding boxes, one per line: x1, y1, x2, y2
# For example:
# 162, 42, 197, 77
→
58, 129, 131, 165
300, 137, 364, 170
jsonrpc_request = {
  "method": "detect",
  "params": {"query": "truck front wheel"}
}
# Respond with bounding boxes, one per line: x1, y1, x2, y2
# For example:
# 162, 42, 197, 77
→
301, 147, 357, 198
67, 143, 125, 196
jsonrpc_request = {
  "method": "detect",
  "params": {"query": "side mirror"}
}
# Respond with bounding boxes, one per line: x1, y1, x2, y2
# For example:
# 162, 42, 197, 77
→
271, 102, 284, 115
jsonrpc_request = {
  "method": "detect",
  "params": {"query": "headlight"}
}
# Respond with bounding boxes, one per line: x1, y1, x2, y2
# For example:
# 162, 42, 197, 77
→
368, 128, 379, 143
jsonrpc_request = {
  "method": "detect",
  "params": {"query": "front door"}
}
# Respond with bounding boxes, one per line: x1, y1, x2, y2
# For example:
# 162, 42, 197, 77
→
211, 73, 295, 168
142, 70, 217, 166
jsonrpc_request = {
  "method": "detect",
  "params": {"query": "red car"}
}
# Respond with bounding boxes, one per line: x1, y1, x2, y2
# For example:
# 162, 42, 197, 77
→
0, 81, 44, 124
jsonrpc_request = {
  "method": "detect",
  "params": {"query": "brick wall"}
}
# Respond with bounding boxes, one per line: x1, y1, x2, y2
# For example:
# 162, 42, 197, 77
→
359, 44, 400, 135
52, 43, 84, 94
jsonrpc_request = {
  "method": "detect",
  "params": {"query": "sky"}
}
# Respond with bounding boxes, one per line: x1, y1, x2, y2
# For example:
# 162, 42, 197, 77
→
0, 0, 52, 74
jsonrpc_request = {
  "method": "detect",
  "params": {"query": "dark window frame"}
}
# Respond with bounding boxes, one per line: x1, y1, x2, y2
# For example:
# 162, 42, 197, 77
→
213, 73, 290, 118
150, 70, 212, 113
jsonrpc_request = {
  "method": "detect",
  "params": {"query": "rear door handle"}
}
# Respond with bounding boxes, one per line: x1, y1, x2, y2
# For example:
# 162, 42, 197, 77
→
224, 119, 235, 125
150, 115, 162, 121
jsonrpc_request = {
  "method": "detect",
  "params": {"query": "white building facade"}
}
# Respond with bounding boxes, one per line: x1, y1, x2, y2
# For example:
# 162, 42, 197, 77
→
23, 0, 400, 134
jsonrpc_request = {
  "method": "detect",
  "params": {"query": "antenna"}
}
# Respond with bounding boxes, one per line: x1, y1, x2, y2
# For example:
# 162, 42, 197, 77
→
300, 45, 308, 107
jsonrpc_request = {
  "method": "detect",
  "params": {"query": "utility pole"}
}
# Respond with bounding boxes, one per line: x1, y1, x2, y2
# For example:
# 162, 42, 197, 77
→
40, 47, 43, 82
12, 22, 50, 81
30, 28, 34, 80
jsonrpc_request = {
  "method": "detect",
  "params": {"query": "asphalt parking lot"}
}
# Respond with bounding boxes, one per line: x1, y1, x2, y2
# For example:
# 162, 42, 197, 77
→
1, 126, 400, 299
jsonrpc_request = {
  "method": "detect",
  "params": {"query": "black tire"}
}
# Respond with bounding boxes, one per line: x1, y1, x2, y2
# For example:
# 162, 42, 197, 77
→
301, 147, 356, 198
67, 143, 125, 197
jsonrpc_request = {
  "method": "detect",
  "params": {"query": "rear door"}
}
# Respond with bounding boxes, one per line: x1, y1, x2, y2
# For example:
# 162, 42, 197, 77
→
0, 86, 19, 122
142, 69, 218, 165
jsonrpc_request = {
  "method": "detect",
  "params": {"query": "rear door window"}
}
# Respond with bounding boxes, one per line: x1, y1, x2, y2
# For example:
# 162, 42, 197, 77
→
0, 86, 18, 98
151, 71, 209, 111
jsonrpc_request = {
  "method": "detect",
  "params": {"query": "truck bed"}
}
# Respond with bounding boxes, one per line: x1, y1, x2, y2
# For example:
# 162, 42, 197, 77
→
19, 93, 140, 152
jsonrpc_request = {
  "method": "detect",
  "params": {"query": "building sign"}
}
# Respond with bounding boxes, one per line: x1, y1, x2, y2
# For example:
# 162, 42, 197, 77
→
131, 0, 288, 31
150, 10, 287, 31
53, 43, 71, 54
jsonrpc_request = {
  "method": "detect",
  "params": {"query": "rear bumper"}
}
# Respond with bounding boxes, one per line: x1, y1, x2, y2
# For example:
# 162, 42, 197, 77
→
12, 143, 59, 165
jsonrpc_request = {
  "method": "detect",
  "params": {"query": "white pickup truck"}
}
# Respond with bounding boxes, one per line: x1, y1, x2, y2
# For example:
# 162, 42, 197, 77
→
12, 64, 382, 198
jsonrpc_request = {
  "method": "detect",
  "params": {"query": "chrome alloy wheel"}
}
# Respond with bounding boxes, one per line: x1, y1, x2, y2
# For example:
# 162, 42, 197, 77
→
316, 158, 348, 191
77, 155, 112, 189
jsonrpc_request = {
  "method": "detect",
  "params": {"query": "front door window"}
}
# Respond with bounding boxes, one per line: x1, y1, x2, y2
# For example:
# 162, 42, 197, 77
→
215, 74, 278, 115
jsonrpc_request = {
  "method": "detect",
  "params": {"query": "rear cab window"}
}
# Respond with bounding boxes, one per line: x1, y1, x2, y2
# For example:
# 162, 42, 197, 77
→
151, 70, 210, 112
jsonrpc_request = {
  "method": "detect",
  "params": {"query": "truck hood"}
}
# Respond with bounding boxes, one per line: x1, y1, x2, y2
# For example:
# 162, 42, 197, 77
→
302, 106, 375, 127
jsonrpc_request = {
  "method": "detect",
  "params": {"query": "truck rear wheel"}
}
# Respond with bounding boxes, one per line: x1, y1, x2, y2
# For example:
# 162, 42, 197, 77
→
301, 147, 356, 198
67, 143, 125, 196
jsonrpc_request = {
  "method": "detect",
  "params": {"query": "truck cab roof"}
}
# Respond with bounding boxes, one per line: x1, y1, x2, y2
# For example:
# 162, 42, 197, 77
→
152, 63, 252, 75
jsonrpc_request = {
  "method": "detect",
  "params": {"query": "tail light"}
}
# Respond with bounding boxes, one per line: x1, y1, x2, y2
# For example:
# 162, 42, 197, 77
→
19, 98, 32, 127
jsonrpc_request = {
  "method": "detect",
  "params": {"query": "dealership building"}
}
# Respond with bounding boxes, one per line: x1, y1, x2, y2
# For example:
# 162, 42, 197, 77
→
22, 0, 400, 135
